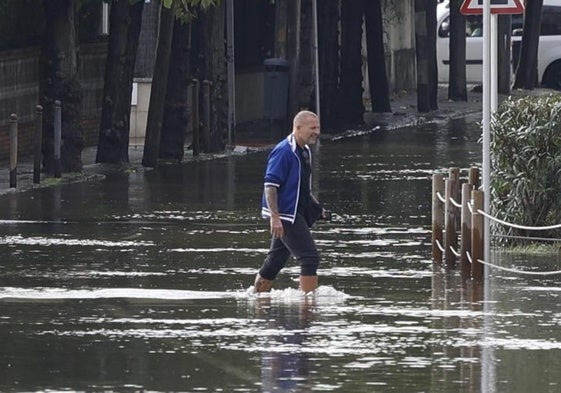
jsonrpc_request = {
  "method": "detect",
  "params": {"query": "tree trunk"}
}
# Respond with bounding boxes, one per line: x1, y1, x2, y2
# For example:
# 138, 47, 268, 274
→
427, 0, 438, 110
96, 0, 144, 165
448, 0, 467, 101
160, 19, 192, 161
317, 0, 340, 129
193, 3, 227, 153
339, 0, 364, 125
497, 15, 512, 95
513, 0, 543, 90
40, 0, 83, 173
142, 3, 175, 167
207, 2, 227, 152
287, 0, 302, 119
274, 0, 288, 58
298, 0, 315, 112
415, 0, 438, 112
364, 0, 391, 113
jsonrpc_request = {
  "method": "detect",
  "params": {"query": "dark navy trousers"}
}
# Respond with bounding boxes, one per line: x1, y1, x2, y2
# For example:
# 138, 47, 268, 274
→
259, 213, 320, 279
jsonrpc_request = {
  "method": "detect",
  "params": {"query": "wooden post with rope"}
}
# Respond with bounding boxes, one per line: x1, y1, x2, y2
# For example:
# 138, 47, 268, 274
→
468, 167, 480, 189
460, 182, 473, 280
471, 189, 484, 281
444, 167, 460, 268
432, 173, 445, 263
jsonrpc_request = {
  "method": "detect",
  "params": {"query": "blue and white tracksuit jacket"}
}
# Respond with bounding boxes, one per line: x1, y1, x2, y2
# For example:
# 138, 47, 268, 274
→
261, 134, 312, 224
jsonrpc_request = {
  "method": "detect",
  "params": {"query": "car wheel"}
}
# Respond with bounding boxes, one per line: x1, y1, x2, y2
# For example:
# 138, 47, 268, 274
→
543, 60, 561, 90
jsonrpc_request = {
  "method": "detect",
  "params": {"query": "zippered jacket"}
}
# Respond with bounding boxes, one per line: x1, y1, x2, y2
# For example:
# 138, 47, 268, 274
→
261, 134, 312, 224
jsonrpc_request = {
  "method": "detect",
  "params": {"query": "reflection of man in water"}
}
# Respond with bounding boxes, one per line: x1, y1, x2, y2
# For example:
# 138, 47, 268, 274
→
257, 299, 315, 392
253, 111, 326, 294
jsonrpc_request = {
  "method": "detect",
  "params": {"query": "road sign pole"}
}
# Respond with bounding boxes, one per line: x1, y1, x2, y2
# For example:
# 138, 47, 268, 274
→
482, 4, 495, 393
491, 14, 498, 112
482, 0, 492, 266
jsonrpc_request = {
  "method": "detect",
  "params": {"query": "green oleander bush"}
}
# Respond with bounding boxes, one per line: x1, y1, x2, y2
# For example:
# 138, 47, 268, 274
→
491, 93, 561, 244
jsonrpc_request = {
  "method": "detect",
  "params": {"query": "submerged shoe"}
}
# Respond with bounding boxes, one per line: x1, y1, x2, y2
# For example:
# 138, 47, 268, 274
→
253, 274, 273, 293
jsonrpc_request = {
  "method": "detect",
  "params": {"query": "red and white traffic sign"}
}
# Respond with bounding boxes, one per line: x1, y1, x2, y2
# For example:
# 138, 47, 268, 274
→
460, 0, 524, 15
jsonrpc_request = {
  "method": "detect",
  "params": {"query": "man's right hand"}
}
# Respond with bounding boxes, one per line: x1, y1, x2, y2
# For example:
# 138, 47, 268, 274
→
270, 213, 284, 238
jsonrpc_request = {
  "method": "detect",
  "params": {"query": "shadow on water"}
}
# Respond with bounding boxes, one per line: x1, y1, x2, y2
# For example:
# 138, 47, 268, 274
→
1, 116, 561, 392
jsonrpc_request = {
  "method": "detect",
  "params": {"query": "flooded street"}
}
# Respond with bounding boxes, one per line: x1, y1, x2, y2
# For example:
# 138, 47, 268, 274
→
1, 116, 561, 392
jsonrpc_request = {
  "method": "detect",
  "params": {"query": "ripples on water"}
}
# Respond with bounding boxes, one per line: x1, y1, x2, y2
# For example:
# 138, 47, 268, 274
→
1, 122, 561, 392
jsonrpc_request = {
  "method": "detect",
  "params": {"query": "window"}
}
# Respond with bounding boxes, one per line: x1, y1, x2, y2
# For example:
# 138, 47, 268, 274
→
437, 15, 483, 38
541, 6, 561, 36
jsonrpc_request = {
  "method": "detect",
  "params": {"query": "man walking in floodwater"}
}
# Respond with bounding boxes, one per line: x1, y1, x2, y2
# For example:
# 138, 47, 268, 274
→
253, 110, 326, 294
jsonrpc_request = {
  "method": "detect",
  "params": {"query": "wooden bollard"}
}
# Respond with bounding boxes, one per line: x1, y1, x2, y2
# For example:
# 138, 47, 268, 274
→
54, 100, 62, 178
460, 183, 473, 280
444, 167, 460, 268
34, 105, 43, 184
9, 113, 18, 188
468, 167, 480, 189
202, 80, 211, 152
432, 173, 445, 263
192, 79, 200, 157
471, 190, 484, 281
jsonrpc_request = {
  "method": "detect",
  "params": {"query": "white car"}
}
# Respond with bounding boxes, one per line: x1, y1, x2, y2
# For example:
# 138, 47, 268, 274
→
436, 0, 561, 90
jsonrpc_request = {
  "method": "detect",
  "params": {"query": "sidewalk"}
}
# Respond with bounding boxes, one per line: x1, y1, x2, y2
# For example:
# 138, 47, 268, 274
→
3, 85, 550, 196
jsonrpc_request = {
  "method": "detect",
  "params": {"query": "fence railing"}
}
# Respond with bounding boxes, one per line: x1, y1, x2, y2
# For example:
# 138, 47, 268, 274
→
432, 167, 561, 279
432, 167, 484, 281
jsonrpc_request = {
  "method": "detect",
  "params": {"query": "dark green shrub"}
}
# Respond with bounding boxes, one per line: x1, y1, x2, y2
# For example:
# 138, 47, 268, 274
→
491, 94, 561, 242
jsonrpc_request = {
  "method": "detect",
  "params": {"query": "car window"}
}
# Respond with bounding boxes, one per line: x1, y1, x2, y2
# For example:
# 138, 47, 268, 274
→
541, 6, 561, 36
438, 15, 483, 37
511, 15, 523, 33
438, 17, 450, 37
467, 16, 482, 36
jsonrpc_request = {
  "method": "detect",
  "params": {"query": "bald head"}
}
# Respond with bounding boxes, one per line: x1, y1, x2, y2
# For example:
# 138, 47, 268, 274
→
293, 110, 318, 129
292, 110, 320, 147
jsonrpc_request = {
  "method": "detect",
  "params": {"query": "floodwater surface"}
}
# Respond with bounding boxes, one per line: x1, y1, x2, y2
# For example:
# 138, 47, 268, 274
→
1, 116, 561, 392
